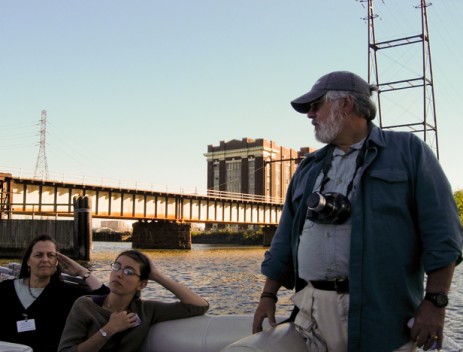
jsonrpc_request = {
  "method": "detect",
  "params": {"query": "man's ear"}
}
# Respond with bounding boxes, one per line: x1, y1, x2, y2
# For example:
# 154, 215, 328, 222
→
342, 96, 355, 113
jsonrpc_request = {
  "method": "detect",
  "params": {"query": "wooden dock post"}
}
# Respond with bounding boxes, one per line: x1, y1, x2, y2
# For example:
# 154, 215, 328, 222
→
73, 195, 92, 260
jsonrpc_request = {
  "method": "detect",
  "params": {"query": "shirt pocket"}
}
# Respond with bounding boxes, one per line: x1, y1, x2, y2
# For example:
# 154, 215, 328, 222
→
368, 169, 410, 213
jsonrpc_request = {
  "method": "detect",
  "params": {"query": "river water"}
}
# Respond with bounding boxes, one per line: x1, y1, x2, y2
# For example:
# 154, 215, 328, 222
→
3, 241, 462, 349
85, 241, 463, 349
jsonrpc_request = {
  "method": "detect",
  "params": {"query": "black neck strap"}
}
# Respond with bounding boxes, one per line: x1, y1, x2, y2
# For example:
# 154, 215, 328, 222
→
318, 137, 369, 198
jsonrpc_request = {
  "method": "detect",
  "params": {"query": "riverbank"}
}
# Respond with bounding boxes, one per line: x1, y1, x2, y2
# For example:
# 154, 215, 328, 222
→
92, 229, 264, 246
192, 229, 263, 245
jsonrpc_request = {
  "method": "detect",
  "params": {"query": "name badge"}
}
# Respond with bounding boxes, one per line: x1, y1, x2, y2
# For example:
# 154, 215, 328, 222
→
17, 319, 36, 333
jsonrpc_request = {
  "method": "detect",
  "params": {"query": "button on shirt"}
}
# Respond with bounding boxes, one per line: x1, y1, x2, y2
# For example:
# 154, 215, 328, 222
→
298, 140, 364, 281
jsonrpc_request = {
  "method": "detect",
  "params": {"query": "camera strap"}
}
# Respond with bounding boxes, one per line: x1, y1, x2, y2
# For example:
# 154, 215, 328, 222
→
318, 141, 368, 199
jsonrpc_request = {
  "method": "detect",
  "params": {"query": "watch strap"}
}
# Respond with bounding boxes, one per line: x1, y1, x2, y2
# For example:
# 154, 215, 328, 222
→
424, 292, 448, 307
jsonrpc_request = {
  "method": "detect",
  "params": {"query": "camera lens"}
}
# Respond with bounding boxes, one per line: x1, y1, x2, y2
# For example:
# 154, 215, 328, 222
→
307, 192, 328, 212
306, 191, 351, 225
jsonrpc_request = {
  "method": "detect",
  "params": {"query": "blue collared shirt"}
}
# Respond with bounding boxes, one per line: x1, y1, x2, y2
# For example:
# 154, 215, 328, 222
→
261, 124, 462, 352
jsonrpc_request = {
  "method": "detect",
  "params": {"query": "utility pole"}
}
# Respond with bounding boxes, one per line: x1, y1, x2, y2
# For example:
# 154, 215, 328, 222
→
34, 110, 50, 179
364, 0, 439, 158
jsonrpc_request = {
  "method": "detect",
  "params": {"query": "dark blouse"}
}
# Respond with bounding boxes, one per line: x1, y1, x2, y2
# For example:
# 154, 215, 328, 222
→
0, 276, 108, 352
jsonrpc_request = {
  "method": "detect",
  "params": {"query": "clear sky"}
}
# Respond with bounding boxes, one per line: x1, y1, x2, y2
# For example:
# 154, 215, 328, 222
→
1, 1, 462, 193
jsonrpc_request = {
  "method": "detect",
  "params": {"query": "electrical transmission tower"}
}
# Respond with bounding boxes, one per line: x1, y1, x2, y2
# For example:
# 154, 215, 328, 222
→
34, 110, 50, 179
365, 0, 439, 158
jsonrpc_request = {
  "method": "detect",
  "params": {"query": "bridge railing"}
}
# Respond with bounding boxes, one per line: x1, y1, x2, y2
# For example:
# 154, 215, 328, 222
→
205, 189, 283, 204
1, 166, 284, 205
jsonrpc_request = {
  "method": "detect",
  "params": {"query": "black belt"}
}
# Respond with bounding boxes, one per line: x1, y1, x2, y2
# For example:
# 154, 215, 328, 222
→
310, 278, 349, 293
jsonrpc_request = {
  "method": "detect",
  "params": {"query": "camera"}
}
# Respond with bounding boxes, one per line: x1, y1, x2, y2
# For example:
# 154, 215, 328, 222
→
306, 191, 351, 225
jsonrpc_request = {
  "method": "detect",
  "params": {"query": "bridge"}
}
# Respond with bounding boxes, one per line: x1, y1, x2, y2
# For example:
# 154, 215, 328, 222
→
0, 172, 283, 225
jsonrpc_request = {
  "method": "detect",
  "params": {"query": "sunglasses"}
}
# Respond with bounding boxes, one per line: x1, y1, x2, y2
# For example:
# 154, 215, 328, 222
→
110, 262, 141, 277
308, 97, 325, 113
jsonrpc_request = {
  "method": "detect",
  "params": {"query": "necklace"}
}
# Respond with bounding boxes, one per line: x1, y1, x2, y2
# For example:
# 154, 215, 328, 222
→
27, 278, 38, 299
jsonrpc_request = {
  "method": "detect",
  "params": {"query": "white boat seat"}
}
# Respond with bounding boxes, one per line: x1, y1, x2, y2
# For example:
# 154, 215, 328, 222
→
0, 341, 33, 352
219, 322, 307, 352
140, 314, 287, 352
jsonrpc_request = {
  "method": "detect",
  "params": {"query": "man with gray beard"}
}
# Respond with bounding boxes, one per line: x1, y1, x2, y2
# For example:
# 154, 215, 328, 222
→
248, 71, 462, 352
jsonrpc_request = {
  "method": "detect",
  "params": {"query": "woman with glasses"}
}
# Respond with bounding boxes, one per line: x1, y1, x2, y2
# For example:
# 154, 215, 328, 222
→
58, 249, 209, 352
0, 234, 108, 352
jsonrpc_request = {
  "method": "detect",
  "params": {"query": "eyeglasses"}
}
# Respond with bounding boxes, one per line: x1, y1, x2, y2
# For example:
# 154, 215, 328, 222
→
308, 97, 325, 113
110, 262, 141, 277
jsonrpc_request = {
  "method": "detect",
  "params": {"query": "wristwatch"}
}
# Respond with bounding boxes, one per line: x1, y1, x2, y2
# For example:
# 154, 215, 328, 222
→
82, 271, 91, 281
99, 328, 109, 339
424, 292, 449, 308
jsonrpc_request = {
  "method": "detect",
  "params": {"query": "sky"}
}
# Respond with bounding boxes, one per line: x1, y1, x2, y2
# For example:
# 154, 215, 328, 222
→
1, 1, 463, 193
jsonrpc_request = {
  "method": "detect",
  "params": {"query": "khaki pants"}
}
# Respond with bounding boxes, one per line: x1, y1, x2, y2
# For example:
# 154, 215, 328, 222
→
291, 285, 417, 352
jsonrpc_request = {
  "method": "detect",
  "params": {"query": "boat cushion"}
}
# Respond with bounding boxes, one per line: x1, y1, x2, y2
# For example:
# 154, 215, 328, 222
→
0, 341, 33, 352
219, 322, 307, 352
140, 314, 285, 352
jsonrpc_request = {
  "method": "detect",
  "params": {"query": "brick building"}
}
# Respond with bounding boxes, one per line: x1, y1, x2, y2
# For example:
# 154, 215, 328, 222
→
204, 138, 314, 202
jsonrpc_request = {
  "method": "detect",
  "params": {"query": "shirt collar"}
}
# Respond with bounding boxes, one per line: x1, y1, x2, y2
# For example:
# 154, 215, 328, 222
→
333, 137, 366, 157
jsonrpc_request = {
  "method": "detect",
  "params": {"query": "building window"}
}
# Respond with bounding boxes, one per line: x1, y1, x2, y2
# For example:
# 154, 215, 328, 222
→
265, 162, 271, 198
226, 160, 241, 193
284, 162, 291, 191
213, 161, 219, 190
248, 158, 255, 195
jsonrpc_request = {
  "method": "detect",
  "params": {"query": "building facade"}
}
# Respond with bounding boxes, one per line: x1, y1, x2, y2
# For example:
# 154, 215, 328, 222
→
204, 138, 314, 202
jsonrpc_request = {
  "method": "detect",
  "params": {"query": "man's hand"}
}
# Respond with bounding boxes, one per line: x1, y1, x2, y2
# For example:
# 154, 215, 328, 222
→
409, 300, 445, 351
252, 297, 277, 334
411, 263, 456, 350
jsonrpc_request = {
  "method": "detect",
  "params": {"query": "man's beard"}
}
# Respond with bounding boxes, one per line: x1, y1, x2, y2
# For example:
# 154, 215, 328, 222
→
315, 107, 346, 144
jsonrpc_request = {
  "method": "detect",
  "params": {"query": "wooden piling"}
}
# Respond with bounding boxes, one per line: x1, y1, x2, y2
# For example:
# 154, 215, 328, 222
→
73, 195, 92, 260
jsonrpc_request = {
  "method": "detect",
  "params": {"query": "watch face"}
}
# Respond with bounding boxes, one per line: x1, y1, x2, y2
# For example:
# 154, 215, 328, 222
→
436, 294, 449, 307
426, 292, 448, 307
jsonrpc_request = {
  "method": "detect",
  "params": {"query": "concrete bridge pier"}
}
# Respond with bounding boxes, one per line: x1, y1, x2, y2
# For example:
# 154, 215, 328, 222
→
262, 225, 277, 247
132, 220, 191, 250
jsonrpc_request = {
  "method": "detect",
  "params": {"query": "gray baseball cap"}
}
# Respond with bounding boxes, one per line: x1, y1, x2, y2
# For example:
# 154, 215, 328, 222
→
291, 71, 371, 114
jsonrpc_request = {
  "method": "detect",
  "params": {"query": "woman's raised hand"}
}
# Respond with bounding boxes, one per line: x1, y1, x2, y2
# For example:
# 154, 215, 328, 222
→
57, 252, 87, 277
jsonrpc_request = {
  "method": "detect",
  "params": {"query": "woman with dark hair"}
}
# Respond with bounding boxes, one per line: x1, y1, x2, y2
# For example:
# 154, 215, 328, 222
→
58, 249, 209, 352
0, 234, 108, 352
